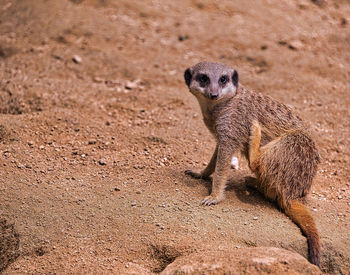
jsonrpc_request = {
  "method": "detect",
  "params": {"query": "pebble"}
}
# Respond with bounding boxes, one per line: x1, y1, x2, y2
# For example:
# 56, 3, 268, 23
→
98, 159, 107, 166
288, 40, 304, 50
114, 187, 120, 191
72, 55, 82, 64
338, 195, 343, 200
125, 80, 138, 90
253, 217, 258, 220
131, 202, 136, 207
178, 34, 189, 41
93, 76, 104, 83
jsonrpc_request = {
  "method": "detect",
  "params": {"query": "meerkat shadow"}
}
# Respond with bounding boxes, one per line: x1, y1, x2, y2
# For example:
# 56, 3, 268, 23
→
225, 175, 275, 209
172, 168, 274, 208
169, 168, 213, 190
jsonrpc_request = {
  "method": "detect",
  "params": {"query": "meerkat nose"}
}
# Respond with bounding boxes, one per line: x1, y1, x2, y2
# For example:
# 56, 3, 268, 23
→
210, 94, 218, 99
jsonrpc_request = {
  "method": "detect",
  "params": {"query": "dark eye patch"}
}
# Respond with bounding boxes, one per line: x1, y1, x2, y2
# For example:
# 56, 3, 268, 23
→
196, 74, 210, 87
219, 75, 229, 85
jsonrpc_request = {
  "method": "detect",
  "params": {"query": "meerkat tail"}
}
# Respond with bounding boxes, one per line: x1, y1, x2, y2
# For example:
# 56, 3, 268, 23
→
249, 120, 262, 169
284, 200, 320, 267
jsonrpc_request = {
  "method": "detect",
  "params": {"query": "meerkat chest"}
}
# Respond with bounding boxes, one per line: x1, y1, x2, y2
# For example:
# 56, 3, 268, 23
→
197, 97, 215, 133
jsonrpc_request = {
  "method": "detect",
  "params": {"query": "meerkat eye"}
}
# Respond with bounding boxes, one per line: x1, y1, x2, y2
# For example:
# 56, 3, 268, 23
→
196, 74, 210, 86
219, 75, 228, 85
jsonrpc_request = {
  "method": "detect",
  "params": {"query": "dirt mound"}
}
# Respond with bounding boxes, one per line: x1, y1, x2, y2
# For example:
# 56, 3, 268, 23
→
0, 81, 42, 115
161, 247, 321, 275
0, 219, 20, 272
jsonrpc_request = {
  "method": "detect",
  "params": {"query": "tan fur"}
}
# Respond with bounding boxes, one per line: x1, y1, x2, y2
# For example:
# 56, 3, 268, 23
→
184, 62, 321, 267
249, 121, 320, 266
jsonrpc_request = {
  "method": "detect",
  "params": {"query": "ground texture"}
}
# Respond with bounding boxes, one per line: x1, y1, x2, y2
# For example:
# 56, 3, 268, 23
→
0, 0, 349, 274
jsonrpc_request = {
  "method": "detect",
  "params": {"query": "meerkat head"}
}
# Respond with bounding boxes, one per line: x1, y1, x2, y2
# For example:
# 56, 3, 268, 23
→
184, 62, 239, 100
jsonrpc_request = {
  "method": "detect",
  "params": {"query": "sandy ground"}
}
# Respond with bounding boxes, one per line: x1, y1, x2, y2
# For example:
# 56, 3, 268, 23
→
0, 0, 350, 274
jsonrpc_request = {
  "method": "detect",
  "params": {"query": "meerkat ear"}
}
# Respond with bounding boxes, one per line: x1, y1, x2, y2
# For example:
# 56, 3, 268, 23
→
232, 69, 239, 88
184, 68, 192, 87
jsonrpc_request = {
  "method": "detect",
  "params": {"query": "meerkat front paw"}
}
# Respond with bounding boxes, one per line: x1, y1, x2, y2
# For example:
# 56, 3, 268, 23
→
185, 170, 210, 180
200, 195, 223, 206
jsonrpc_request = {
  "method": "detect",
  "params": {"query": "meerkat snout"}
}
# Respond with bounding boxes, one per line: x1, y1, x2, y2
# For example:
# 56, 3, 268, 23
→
184, 62, 239, 100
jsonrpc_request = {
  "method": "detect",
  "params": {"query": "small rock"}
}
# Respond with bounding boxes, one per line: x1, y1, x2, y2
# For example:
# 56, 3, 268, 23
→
72, 55, 82, 64
93, 76, 104, 83
131, 202, 136, 207
253, 217, 258, 220
278, 40, 288, 46
39, 145, 45, 150
311, 0, 327, 7
338, 195, 343, 200
178, 35, 189, 41
114, 187, 121, 191
98, 159, 107, 166
340, 18, 347, 26
125, 80, 139, 90
288, 40, 304, 50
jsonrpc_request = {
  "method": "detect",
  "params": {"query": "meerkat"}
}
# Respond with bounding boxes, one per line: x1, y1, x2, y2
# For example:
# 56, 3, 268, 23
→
184, 61, 321, 267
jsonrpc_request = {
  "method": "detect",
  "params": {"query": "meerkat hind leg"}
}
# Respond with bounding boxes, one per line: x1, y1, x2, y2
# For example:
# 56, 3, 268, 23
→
249, 120, 262, 170
246, 120, 263, 190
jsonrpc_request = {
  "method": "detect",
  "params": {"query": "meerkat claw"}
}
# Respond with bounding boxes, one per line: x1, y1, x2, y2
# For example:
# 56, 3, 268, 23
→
201, 196, 218, 206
